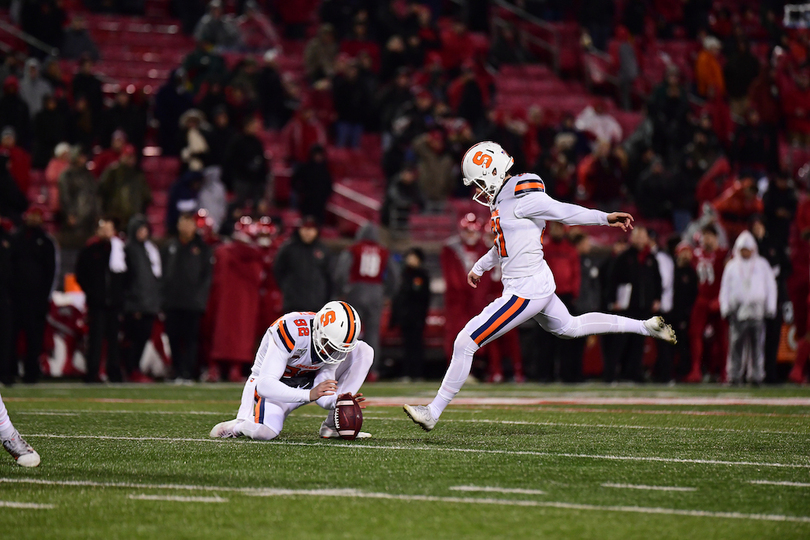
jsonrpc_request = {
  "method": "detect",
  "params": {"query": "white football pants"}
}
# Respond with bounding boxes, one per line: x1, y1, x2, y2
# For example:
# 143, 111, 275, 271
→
0, 392, 16, 440
431, 293, 648, 418
234, 351, 372, 440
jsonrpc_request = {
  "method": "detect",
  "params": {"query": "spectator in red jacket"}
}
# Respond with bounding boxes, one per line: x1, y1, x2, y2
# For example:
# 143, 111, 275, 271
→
335, 224, 395, 368
0, 126, 31, 198
685, 225, 728, 382
576, 139, 624, 205
712, 177, 764, 241
440, 213, 489, 361
440, 18, 474, 73
282, 102, 328, 166
748, 67, 781, 128
782, 69, 810, 146
91, 129, 127, 178
276, 0, 318, 39
340, 20, 380, 73
531, 222, 580, 381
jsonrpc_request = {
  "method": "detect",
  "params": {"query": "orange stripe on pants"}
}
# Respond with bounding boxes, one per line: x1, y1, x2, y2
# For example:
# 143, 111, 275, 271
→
473, 297, 528, 345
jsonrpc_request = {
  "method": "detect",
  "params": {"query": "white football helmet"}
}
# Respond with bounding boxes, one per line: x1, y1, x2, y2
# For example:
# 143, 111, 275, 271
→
312, 301, 362, 364
461, 141, 514, 207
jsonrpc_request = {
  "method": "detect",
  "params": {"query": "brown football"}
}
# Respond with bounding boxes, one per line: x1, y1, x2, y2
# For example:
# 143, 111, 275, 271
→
334, 393, 363, 440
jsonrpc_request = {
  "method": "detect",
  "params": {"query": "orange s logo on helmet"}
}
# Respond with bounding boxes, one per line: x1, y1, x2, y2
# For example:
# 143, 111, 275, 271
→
472, 151, 493, 168
320, 311, 336, 326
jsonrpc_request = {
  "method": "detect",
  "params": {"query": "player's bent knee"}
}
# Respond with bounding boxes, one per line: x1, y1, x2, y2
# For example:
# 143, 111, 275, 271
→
250, 425, 279, 440
550, 319, 578, 340
452, 332, 479, 361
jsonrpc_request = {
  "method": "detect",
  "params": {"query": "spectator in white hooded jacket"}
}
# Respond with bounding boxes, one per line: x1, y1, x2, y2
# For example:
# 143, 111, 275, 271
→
719, 231, 777, 385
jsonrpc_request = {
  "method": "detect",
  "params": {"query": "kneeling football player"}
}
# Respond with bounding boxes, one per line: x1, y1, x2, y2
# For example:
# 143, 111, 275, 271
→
210, 301, 373, 440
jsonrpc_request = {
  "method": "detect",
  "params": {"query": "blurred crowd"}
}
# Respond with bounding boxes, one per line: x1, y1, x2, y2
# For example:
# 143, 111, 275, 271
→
0, 0, 810, 385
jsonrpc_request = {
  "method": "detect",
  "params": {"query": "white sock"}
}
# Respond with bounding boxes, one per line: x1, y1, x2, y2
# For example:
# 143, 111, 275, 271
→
0, 397, 15, 440
429, 333, 478, 420
567, 313, 649, 338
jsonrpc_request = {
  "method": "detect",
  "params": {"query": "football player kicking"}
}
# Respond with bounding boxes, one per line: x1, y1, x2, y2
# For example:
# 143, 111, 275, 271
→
210, 301, 373, 440
1, 392, 40, 466
404, 141, 677, 432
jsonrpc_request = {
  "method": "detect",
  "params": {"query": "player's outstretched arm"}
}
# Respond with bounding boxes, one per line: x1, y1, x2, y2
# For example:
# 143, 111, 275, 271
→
606, 212, 634, 232
469, 246, 498, 288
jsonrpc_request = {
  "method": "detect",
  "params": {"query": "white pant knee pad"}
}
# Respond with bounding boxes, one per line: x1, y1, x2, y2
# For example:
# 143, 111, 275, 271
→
240, 422, 278, 441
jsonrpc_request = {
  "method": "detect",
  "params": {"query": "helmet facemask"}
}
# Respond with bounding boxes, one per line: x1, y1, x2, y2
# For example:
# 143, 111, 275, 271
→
312, 302, 360, 365
461, 142, 514, 208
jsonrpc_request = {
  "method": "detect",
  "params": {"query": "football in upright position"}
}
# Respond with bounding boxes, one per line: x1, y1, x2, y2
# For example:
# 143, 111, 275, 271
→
334, 393, 363, 440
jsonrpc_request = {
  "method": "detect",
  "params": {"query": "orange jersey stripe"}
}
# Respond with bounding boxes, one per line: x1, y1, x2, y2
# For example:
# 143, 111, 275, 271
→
340, 301, 356, 344
515, 181, 545, 192
473, 297, 528, 345
278, 321, 295, 351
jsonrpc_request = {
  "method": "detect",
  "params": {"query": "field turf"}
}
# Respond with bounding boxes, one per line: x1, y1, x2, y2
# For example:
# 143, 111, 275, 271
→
0, 382, 809, 539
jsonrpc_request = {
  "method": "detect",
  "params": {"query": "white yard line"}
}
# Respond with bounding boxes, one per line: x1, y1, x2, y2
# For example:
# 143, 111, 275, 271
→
368, 396, 810, 407
1, 478, 807, 523
20, 410, 801, 436
0, 500, 55, 509
449, 485, 546, 495
17, 410, 222, 416
21, 434, 810, 469
246, 489, 810, 523
128, 494, 227, 503
601, 483, 697, 492
15, 412, 79, 416
749, 480, 810, 488
0, 478, 244, 492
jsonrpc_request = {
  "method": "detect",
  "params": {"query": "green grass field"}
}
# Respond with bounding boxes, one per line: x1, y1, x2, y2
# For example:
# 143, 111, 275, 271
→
1, 382, 809, 540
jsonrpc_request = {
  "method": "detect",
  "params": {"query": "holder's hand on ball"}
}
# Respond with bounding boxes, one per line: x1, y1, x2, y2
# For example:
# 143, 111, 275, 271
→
310, 380, 337, 401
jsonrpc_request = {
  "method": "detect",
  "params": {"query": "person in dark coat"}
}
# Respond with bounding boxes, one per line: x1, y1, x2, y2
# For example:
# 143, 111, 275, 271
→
724, 39, 760, 117
165, 171, 202, 236
162, 212, 214, 381
762, 171, 797, 254
730, 109, 777, 178
205, 105, 235, 168
0, 220, 14, 385
9, 207, 57, 383
0, 155, 28, 223
750, 215, 791, 383
273, 216, 332, 313
604, 226, 662, 382
0, 76, 31, 148
223, 115, 268, 208
390, 247, 431, 380
75, 216, 126, 383
71, 57, 104, 117
381, 166, 424, 232
61, 16, 100, 61
257, 51, 287, 129
102, 90, 147, 150
332, 58, 368, 148
154, 69, 194, 156
123, 215, 162, 382
32, 94, 69, 169
654, 238, 699, 382
291, 144, 332, 224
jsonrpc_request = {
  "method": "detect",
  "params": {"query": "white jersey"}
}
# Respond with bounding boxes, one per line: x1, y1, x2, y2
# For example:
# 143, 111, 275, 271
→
472, 173, 608, 298
250, 312, 339, 404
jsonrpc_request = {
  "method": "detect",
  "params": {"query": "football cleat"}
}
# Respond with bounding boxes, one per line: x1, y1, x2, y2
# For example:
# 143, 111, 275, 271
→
209, 419, 241, 438
319, 422, 371, 439
644, 316, 677, 344
403, 404, 437, 432
2, 431, 40, 467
